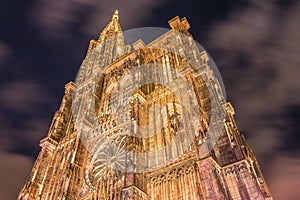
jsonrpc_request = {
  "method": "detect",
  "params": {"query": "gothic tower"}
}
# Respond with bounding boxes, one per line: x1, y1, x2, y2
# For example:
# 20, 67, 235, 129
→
18, 11, 272, 200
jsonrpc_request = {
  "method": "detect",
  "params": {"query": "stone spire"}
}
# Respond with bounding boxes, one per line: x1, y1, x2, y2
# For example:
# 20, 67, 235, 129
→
86, 10, 126, 57
98, 10, 122, 42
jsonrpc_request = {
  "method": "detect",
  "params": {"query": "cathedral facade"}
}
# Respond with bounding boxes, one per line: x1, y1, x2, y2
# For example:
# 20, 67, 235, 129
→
18, 11, 272, 200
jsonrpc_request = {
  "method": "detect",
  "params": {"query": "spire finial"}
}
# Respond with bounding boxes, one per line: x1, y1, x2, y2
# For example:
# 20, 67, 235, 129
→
112, 10, 119, 21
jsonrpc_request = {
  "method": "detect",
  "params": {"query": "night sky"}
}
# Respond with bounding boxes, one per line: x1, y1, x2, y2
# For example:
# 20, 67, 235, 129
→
1, 0, 300, 199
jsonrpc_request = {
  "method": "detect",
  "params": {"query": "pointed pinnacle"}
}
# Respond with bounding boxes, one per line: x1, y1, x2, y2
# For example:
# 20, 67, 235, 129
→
113, 10, 119, 21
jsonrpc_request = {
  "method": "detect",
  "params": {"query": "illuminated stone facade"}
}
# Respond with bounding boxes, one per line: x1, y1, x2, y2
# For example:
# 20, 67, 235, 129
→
18, 11, 272, 200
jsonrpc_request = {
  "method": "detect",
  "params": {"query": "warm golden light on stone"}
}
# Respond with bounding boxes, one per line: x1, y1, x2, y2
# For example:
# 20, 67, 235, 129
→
18, 11, 272, 200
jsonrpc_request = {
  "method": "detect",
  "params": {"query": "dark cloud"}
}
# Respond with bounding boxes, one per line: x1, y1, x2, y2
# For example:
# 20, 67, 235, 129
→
0, 81, 52, 158
31, 0, 163, 40
268, 155, 300, 199
0, 114, 50, 157
279, 105, 300, 152
0, 42, 12, 68
9, 117, 49, 157
0, 152, 33, 200
0, 81, 50, 113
